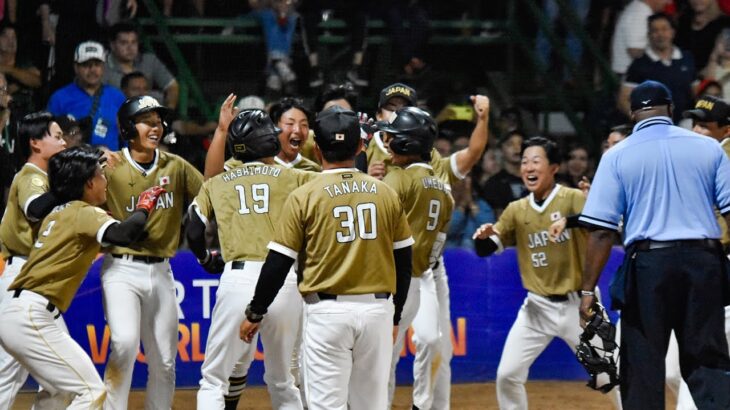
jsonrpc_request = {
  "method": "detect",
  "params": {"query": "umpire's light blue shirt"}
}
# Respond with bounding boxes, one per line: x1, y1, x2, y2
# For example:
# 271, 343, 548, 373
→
580, 116, 730, 246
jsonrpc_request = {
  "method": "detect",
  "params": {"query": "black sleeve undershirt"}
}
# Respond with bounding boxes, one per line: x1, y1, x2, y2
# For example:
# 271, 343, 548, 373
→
475, 237, 499, 257
102, 210, 148, 246
565, 214, 581, 229
249, 250, 295, 315
185, 207, 209, 261
393, 246, 412, 326
26, 192, 59, 221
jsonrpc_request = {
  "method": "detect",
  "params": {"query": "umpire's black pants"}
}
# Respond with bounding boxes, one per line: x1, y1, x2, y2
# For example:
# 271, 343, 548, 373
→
621, 244, 730, 410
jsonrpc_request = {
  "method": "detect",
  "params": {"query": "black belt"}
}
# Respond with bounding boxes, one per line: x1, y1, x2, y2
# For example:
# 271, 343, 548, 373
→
543, 292, 578, 303
231, 261, 246, 270
112, 254, 166, 264
13, 289, 60, 319
632, 239, 720, 251
317, 292, 390, 300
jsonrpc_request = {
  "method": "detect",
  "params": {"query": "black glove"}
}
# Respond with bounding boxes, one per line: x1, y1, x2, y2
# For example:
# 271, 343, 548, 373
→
198, 249, 224, 274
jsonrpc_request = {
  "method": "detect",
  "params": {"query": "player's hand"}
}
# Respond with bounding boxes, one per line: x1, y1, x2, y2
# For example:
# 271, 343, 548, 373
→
359, 112, 376, 141
136, 186, 166, 216
548, 218, 567, 243
472, 223, 499, 240
198, 249, 225, 274
392, 325, 399, 345
579, 295, 596, 328
470, 95, 490, 121
369, 161, 386, 180
217, 93, 239, 134
101, 150, 121, 170
578, 176, 591, 197
240, 319, 260, 343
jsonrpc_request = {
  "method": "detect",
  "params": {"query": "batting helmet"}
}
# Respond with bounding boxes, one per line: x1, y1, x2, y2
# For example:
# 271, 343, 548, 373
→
117, 96, 172, 140
376, 106, 437, 159
227, 109, 281, 161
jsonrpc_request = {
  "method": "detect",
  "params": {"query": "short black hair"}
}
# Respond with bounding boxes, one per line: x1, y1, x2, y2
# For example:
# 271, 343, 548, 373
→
498, 129, 525, 147
19, 111, 56, 158
269, 97, 312, 124
0, 21, 16, 36
521, 136, 561, 165
109, 21, 138, 42
319, 145, 359, 163
610, 124, 632, 137
648, 12, 674, 30
121, 71, 147, 90
53, 115, 79, 133
314, 82, 358, 113
49, 145, 103, 203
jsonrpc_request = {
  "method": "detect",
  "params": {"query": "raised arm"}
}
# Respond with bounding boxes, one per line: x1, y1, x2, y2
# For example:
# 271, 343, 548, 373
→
452, 95, 490, 176
204, 93, 238, 180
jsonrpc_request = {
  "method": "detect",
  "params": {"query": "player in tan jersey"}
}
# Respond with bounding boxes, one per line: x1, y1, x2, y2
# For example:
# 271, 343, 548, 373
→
239, 106, 413, 410
0, 145, 164, 409
100, 96, 204, 410
377, 106, 455, 409
187, 109, 314, 410
473, 137, 619, 409
0, 112, 67, 408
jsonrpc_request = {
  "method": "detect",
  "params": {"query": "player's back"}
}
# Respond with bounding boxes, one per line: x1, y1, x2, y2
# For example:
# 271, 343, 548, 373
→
283, 169, 408, 295
200, 162, 312, 261
0, 164, 48, 258
385, 164, 453, 276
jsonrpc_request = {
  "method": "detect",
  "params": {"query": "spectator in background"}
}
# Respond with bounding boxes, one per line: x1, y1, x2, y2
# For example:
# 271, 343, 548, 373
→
434, 137, 452, 157
535, 0, 591, 82
249, 0, 299, 97
299, 0, 370, 88
383, 0, 430, 77
675, 0, 730, 75
611, 0, 670, 76
55, 115, 83, 147
47, 41, 126, 151
0, 73, 13, 214
447, 175, 495, 249
313, 81, 358, 112
696, 78, 723, 98
618, 13, 696, 123
602, 123, 631, 154
703, 29, 730, 101
558, 143, 593, 189
479, 130, 526, 218
104, 22, 179, 110
0, 22, 41, 116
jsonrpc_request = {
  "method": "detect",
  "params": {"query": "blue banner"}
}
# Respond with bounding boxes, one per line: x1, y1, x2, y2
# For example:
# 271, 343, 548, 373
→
21, 247, 625, 388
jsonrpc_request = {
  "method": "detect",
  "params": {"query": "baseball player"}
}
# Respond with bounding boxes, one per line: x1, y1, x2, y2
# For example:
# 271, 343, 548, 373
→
100, 96, 203, 409
269, 97, 320, 171
239, 106, 414, 410
187, 109, 314, 409
0, 145, 165, 409
377, 106, 454, 409
0, 112, 66, 408
473, 137, 619, 409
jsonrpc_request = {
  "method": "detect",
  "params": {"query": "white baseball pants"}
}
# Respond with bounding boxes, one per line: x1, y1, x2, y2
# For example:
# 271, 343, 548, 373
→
388, 276, 421, 407
197, 261, 303, 410
303, 296, 394, 410
496, 291, 621, 410
0, 290, 105, 409
0, 257, 29, 409
101, 255, 178, 410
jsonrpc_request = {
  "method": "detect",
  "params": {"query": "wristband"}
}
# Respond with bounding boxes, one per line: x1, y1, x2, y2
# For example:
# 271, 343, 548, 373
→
245, 304, 265, 323
581, 290, 595, 297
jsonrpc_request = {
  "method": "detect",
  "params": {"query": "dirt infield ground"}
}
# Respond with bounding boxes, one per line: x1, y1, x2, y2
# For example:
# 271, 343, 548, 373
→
15, 382, 678, 409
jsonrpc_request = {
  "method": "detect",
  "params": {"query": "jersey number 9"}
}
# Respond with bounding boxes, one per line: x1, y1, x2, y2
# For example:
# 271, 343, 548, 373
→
333, 203, 377, 243
426, 199, 441, 231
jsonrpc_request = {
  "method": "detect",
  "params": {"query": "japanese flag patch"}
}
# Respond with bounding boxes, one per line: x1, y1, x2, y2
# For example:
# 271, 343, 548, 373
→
550, 212, 562, 221
159, 176, 170, 186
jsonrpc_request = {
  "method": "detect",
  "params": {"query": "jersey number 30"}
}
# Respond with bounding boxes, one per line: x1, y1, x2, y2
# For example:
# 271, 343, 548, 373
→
333, 203, 377, 243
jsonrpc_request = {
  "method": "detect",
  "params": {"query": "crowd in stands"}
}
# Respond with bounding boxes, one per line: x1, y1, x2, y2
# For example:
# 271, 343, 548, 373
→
2, 0, 730, 250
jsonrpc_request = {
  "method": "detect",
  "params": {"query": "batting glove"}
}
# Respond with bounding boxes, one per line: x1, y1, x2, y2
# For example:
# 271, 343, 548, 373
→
198, 249, 225, 274
136, 186, 166, 216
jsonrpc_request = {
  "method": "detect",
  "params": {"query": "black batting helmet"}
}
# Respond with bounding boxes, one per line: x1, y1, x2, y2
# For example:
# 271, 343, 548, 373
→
376, 106, 437, 159
117, 96, 172, 140
228, 109, 281, 161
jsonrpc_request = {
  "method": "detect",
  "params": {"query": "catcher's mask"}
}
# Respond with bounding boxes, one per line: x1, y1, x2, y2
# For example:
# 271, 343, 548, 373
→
576, 302, 620, 393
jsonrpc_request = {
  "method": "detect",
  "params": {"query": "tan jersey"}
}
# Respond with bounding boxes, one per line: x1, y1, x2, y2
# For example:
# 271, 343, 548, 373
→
0, 164, 49, 259
193, 162, 315, 261
10, 201, 118, 312
104, 148, 203, 257
494, 185, 587, 296
384, 164, 453, 276
274, 154, 321, 172
224, 157, 243, 172
366, 132, 394, 170
270, 169, 414, 295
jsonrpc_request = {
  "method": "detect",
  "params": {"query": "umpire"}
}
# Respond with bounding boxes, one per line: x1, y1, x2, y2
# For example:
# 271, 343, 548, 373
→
578, 80, 730, 409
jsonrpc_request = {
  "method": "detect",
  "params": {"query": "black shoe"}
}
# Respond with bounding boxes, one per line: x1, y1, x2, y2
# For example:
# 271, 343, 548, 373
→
412, 406, 420, 410
309, 67, 324, 89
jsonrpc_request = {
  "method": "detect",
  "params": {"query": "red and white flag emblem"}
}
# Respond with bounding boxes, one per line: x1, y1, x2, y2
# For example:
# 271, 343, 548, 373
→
160, 176, 170, 186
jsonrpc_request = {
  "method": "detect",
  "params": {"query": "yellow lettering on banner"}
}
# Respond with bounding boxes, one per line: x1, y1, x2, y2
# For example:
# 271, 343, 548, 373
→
178, 324, 191, 361
87, 324, 111, 364
191, 323, 205, 362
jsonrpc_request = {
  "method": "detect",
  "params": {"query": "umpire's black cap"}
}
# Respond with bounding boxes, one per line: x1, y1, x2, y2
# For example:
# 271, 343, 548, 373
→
682, 96, 730, 126
378, 83, 417, 108
313, 106, 361, 152
630, 80, 673, 112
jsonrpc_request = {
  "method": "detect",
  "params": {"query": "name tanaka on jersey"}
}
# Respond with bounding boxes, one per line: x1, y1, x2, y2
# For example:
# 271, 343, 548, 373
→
125, 191, 174, 212
323, 179, 378, 198
221, 165, 282, 182
527, 228, 571, 249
